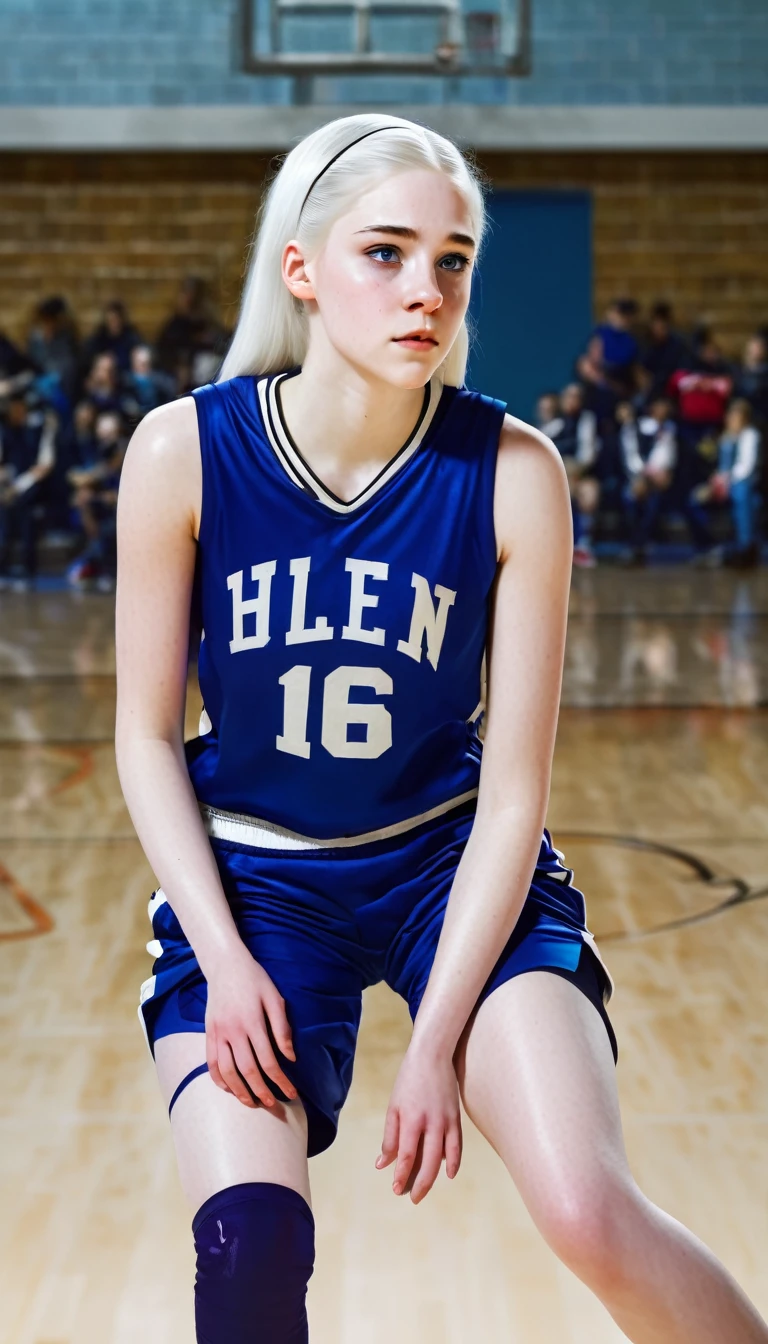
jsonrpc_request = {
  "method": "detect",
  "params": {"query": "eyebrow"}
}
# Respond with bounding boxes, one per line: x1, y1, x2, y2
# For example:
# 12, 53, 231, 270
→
355, 224, 476, 249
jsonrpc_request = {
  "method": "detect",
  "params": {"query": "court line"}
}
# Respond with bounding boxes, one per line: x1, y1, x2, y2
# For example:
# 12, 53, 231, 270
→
1, 831, 766, 945
559, 830, 768, 942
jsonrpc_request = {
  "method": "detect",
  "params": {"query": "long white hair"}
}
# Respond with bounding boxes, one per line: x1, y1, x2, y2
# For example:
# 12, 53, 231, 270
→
217, 113, 486, 387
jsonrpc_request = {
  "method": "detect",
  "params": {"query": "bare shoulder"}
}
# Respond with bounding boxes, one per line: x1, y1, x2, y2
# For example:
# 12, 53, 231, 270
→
124, 395, 199, 464
493, 412, 571, 563
120, 395, 202, 539
496, 411, 568, 485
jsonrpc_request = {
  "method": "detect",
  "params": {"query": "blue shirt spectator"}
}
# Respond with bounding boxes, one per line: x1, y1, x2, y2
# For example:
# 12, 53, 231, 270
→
591, 298, 640, 377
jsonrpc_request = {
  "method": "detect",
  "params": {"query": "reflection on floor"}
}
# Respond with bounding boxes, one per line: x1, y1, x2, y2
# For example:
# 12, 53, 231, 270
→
566, 569, 768, 706
0, 572, 766, 1342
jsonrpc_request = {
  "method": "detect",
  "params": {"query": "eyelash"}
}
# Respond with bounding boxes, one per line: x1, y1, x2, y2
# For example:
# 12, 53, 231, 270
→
365, 245, 471, 272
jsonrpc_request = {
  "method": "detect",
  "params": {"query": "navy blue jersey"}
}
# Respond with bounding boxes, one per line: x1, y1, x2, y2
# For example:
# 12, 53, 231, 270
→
185, 370, 505, 838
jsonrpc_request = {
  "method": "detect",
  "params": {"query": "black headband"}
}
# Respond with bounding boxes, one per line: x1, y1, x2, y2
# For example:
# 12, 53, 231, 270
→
297, 125, 402, 221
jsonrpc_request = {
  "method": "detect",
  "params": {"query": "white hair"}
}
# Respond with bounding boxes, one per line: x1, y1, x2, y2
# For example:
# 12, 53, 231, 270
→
217, 113, 486, 387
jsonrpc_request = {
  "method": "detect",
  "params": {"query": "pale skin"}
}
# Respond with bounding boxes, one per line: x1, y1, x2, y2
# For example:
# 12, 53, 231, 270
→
115, 168, 768, 1340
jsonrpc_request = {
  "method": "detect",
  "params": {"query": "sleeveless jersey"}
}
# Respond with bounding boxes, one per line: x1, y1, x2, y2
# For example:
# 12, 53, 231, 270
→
184, 370, 505, 839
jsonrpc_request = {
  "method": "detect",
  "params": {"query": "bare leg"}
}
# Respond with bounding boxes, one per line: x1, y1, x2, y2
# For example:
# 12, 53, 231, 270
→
153, 1031, 312, 1216
454, 972, 768, 1343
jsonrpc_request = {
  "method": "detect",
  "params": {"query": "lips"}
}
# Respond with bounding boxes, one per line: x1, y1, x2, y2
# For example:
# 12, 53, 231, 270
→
394, 332, 438, 347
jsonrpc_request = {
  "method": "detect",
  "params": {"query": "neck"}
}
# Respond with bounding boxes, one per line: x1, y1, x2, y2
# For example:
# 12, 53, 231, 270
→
278, 342, 431, 482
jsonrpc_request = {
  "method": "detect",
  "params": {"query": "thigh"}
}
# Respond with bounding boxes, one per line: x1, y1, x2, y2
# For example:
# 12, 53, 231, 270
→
455, 969, 631, 1232
140, 863, 367, 1166
153, 1030, 312, 1218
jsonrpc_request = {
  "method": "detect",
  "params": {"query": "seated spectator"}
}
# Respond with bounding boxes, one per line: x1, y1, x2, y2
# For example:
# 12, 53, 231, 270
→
667, 331, 734, 449
62, 400, 98, 470
666, 331, 734, 546
537, 382, 601, 567
0, 392, 58, 589
26, 295, 80, 409
536, 392, 560, 438
688, 399, 761, 569
579, 297, 640, 403
733, 333, 768, 432
638, 301, 692, 403
45, 399, 98, 533
122, 345, 177, 425
82, 351, 128, 417
0, 330, 38, 404
575, 333, 623, 423
65, 409, 126, 590
81, 299, 143, 377
617, 396, 677, 566
155, 274, 228, 392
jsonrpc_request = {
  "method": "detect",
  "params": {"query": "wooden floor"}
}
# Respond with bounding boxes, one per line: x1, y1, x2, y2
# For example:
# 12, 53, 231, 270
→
1, 569, 767, 1342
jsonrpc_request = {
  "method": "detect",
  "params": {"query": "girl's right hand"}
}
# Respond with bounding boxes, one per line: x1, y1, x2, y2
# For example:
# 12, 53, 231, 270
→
204, 945, 299, 1109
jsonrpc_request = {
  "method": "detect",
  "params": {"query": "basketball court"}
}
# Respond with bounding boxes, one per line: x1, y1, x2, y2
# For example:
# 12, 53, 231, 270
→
1, 568, 766, 1341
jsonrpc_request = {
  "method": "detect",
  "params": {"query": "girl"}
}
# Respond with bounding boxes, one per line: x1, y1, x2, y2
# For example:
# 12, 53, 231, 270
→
689, 397, 761, 569
115, 114, 768, 1342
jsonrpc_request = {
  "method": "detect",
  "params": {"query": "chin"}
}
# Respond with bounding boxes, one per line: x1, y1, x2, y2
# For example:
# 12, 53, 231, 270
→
378, 353, 443, 390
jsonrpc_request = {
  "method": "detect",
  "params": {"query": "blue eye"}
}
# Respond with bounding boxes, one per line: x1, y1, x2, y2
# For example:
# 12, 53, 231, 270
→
364, 246, 471, 271
439, 254, 471, 272
367, 245, 400, 264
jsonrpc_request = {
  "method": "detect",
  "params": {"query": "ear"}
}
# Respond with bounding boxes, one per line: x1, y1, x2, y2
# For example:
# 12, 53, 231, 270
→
282, 240, 316, 303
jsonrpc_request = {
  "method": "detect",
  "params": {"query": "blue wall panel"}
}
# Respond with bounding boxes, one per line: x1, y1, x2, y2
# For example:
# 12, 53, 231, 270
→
467, 190, 592, 421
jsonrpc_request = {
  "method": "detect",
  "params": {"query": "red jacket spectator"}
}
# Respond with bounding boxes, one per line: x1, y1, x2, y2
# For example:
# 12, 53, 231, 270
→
667, 368, 733, 424
666, 336, 733, 426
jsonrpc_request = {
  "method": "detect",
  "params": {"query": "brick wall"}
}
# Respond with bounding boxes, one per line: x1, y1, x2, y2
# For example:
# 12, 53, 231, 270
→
484, 150, 768, 352
1, 149, 766, 360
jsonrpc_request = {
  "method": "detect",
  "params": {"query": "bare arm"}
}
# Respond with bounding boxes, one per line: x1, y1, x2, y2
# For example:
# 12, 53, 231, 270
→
409, 414, 573, 1059
9, 410, 58, 495
115, 398, 297, 1106
115, 397, 239, 977
376, 415, 573, 1200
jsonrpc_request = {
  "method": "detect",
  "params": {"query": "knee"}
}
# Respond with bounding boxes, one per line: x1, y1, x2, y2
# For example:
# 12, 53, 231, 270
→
193, 1182, 315, 1343
533, 1178, 644, 1296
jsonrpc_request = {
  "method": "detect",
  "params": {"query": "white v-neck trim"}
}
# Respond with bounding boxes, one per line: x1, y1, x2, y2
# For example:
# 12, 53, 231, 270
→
255, 372, 442, 515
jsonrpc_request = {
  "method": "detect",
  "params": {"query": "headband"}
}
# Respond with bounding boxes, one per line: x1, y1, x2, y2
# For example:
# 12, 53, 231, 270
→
297, 125, 402, 221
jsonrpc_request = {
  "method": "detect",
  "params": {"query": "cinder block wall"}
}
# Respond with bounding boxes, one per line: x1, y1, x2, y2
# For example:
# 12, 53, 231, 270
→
1, 149, 766, 359
1, 0, 766, 106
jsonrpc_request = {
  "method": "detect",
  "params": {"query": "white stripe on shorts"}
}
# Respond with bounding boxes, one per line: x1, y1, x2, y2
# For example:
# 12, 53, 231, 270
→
198, 789, 479, 851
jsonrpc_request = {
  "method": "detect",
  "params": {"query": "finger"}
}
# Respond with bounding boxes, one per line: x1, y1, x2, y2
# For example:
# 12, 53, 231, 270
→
263, 991, 296, 1062
247, 1024, 298, 1101
409, 1125, 445, 1204
220, 1037, 267, 1108
229, 1032, 286, 1107
444, 1116, 463, 1179
392, 1122, 423, 1196
206, 1034, 234, 1096
375, 1105, 400, 1170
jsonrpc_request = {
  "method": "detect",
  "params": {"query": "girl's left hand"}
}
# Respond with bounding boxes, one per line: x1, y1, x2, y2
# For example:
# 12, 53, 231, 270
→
375, 1042, 463, 1203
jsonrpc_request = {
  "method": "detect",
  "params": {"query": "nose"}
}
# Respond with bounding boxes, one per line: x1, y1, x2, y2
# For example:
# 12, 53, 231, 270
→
402, 259, 444, 314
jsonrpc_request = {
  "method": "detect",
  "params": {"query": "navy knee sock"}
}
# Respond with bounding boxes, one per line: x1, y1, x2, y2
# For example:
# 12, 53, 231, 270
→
192, 1181, 315, 1344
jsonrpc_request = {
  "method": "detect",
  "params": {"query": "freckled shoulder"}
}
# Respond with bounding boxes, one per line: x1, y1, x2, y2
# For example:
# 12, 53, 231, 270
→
122, 394, 203, 540
492, 412, 571, 563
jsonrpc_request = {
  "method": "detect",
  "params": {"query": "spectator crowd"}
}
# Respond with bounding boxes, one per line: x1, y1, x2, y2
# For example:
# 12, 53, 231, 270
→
0, 277, 228, 590
0, 279, 766, 590
537, 299, 767, 568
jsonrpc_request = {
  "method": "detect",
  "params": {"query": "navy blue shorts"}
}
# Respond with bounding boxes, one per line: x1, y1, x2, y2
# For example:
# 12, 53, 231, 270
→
138, 797, 616, 1158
